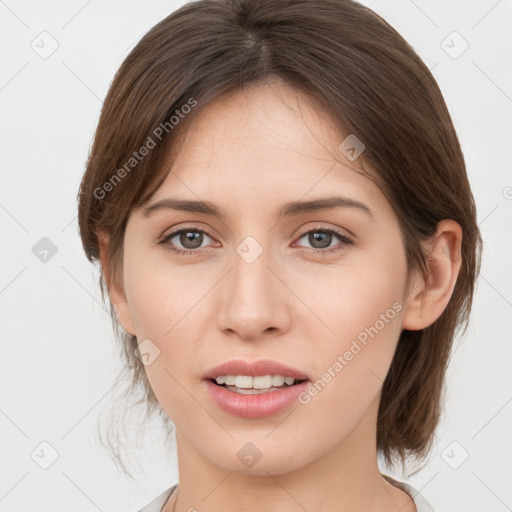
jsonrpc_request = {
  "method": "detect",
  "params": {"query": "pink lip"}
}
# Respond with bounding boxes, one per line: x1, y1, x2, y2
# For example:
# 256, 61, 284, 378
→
203, 378, 310, 418
203, 359, 310, 380
202, 359, 310, 418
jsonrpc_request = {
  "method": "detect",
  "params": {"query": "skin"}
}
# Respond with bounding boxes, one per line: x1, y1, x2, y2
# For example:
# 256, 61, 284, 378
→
99, 78, 462, 512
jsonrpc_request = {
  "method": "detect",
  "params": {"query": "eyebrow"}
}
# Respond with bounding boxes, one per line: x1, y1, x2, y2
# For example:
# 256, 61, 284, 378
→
142, 195, 374, 219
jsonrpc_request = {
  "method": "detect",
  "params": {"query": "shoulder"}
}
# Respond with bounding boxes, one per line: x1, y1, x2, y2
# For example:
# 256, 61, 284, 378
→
137, 483, 178, 512
382, 474, 436, 512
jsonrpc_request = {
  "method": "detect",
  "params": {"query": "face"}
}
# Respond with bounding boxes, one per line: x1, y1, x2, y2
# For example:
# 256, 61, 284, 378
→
112, 80, 413, 475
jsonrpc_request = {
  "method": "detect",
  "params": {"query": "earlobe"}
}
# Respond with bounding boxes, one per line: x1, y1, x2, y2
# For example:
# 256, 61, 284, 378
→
97, 232, 137, 336
401, 220, 463, 331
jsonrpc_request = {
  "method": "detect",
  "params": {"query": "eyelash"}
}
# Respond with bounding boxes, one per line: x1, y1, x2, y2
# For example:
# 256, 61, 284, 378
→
158, 225, 354, 257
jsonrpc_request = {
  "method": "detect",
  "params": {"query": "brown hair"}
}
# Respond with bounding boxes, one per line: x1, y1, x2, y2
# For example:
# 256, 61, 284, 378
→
77, 0, 482, 476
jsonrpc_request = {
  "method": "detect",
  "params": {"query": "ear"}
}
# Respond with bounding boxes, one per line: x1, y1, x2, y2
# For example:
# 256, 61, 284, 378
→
401, 219, 463, 330
97, 231, 137, 336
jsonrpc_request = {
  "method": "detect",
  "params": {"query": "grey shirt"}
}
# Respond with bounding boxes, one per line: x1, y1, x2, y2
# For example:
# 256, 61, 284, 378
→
138, 474, 435, 512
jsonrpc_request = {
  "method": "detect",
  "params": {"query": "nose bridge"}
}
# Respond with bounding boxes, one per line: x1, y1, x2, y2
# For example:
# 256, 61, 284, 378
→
234, 238, 272, 300
217, 235, 288, 339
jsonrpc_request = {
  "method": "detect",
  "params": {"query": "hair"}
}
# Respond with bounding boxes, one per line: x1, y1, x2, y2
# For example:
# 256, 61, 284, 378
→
77, 0, 482, 478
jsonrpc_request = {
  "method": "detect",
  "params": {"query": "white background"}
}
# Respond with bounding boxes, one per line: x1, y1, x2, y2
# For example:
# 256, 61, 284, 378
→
0, 0, 511, 510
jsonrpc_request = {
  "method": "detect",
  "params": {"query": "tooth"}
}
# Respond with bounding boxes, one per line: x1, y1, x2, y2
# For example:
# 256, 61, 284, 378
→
214, 374, 301, 388
228, 387, 282, 394
271, 375, 285, 386
235, 375, 253, 388
253, 375, 273, 389
224, 375, 236, 385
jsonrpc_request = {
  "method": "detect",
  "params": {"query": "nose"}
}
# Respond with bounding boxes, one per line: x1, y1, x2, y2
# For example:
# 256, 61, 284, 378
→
216, 240, 291, 341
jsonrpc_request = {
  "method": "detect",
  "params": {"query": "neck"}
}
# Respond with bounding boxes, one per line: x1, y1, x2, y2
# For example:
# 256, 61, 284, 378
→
163, 395, 416, 512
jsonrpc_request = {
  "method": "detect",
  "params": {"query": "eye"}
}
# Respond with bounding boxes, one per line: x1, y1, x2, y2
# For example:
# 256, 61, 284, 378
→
159, 227, 215, 256
159, 225, 354, 257
294, 227, 354, 254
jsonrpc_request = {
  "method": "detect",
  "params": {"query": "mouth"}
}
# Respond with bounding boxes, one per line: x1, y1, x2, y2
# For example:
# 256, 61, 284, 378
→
202, 359, 311, 416
208, 375, 309, 395
203, 375, 311, 418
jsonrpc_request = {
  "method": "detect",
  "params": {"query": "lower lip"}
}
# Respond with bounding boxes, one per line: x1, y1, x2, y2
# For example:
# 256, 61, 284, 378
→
203, 379, 310, 418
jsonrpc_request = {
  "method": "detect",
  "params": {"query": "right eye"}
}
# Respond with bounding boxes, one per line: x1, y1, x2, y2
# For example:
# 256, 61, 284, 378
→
159, 227, 216, 256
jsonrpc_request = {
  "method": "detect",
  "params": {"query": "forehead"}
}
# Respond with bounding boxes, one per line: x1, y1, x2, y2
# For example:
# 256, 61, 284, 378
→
178, 80, 343, 167
144, 81, 390, 222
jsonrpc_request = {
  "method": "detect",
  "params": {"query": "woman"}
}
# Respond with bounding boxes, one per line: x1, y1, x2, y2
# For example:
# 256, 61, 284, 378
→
77, 0, 482, 510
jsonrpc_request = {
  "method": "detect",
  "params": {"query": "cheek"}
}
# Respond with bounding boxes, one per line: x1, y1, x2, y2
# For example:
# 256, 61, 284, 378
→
122, 246, 199, 338
122, 252, 211, 394
304, 256, 405, 353
293, 298, 402, 445
296, 250, 406, 410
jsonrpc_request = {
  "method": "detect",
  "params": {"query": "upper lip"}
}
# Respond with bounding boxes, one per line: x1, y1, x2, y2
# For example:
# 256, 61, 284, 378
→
203, 359, 310, 380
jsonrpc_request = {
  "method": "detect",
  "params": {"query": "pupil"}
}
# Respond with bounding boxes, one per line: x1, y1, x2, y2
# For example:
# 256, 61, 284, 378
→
310, 232, 331, 248
181, 231, 202, 249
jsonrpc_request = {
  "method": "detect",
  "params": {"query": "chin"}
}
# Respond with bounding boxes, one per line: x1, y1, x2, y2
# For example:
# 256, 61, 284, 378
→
202, 435, 324, 476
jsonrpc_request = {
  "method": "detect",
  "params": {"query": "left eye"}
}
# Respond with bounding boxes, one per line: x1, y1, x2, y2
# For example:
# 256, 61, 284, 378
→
294, 228, 353, 253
